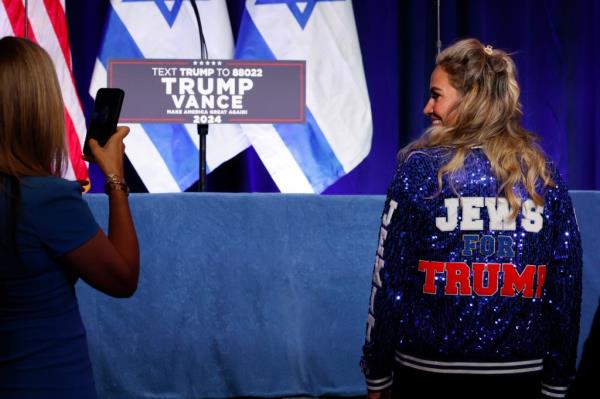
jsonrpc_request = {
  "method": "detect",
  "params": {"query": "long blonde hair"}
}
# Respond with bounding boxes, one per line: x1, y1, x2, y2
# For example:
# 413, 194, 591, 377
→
402, 38, 553, 218
0, 36, 67, 178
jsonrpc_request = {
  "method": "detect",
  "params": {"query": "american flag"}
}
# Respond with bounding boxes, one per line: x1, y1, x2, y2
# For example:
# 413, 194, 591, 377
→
0, 0, 88, 183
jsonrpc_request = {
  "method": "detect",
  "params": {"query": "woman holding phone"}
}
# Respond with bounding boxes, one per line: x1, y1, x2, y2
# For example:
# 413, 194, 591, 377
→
0, 37, 139, 398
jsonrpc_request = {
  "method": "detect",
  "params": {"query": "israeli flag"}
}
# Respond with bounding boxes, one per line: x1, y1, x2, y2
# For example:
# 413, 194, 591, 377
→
235, 0, 372, 193
90, 0, 249, 192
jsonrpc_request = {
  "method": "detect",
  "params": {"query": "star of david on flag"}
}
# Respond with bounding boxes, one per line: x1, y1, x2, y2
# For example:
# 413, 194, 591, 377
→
90, 0, 249, 192
255, 0, 345, 29
122, 0, 185, 27
236, 0, 372, 193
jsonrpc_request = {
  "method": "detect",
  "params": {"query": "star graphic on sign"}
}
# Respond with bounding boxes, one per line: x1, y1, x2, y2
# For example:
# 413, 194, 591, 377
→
255, 0, 345, 29
123, 0, 209, 27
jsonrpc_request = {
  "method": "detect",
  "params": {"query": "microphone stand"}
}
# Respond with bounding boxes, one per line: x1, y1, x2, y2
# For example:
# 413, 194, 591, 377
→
198, 124, 208, 192
189, 0, 209, 192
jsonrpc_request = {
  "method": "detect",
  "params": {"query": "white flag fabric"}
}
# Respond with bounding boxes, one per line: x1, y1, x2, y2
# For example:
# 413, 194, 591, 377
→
1, 0, 89, 182
90, 0, 249, 192
235, 0, 372, 193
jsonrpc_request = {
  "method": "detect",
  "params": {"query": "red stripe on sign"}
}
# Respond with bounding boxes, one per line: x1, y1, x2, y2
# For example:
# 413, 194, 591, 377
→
64, 108, 88, 180
42, 0, 71, 70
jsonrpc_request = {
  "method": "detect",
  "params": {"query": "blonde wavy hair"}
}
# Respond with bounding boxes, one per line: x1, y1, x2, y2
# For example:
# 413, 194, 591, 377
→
402, 38, 554, 218
0, 36, 67, 178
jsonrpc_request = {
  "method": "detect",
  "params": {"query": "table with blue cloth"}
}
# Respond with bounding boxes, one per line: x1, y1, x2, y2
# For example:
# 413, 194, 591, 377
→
79, 192, 600, 398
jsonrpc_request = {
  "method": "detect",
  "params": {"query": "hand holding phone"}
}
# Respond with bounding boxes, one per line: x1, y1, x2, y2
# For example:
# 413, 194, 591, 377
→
87, 126, 130, 179
83, 88, 125, 157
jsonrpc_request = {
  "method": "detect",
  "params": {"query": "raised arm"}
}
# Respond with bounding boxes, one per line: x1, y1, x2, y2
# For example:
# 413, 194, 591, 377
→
61, 126, 139, 297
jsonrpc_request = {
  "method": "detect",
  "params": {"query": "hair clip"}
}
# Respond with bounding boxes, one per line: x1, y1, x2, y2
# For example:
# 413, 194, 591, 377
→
484, 45, 493, 55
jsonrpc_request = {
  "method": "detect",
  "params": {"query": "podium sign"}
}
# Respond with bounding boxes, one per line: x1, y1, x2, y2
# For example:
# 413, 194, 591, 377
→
108, 59, 305, 124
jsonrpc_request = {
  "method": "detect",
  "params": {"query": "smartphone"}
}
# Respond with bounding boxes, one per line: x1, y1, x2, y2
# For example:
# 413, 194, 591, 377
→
83, 88, 125, 157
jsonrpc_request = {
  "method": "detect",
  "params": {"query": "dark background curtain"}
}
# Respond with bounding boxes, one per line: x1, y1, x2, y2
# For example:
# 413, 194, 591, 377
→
65, 0, 600, 193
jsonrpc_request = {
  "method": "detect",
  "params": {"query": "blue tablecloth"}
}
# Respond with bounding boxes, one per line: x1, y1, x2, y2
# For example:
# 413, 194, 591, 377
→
78, 192, 600, 398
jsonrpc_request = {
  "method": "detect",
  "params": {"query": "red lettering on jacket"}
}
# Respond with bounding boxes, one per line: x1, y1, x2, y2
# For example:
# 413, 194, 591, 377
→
417, 261, 545, 298
418, 260, 445, 294
473, 263, 500, 296
535, 265, 547, 298
445, 262, 472, 295
501, 264, 536, 298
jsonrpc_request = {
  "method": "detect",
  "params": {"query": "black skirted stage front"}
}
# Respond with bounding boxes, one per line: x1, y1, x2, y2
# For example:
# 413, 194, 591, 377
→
79, 192, 600, 398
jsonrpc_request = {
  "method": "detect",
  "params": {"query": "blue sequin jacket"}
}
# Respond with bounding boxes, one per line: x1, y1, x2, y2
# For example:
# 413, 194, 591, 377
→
361, 148, 582, 398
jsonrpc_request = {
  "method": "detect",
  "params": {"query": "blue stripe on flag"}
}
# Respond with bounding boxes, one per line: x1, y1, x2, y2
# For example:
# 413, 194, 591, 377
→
98, 5, 143, 65
142, 124, 198, 190
275, 110, 345, 193
235, 9, 345, 193
98, 5, 200, 191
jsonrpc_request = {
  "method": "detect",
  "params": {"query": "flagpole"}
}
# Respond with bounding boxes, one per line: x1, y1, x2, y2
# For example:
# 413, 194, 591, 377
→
436, 0, 442, 55
189, 0, 210, 192
24, 0, 28, 38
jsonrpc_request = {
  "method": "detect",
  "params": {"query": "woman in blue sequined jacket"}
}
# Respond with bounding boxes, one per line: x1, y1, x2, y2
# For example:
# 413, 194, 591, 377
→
361, 39, 582, 399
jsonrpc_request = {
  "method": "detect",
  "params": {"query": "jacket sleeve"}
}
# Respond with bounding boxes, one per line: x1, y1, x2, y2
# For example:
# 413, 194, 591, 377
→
360, 157, 423, 391
540, 170, 583, 398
